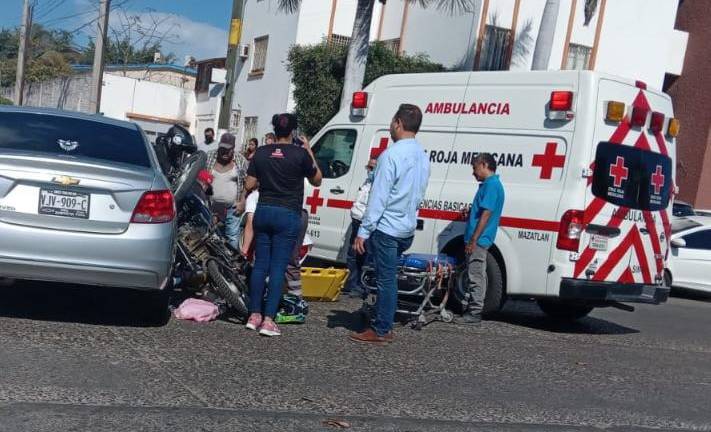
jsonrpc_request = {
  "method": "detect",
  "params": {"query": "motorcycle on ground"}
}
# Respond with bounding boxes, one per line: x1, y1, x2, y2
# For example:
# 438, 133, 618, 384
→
154, 126, 250, 321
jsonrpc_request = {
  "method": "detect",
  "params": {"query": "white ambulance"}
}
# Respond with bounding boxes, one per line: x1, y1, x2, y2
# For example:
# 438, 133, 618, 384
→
304, 70, 679, 320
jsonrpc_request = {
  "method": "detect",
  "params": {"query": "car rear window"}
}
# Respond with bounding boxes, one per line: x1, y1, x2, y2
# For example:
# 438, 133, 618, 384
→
0, 112, 151, 167
591, 141, 672, 211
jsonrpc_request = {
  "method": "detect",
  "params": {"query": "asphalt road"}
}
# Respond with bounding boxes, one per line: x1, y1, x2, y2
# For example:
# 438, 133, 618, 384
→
0, 281, 710, 432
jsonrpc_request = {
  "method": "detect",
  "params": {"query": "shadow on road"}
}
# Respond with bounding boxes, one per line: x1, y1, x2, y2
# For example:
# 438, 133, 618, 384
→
0, 280, 171, 328
326, 308, 366, 332
492, 300, 640, 335
670, 288, 711, 303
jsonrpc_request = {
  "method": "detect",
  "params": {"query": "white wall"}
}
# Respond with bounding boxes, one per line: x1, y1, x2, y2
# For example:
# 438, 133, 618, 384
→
100, 74, 192, 124
232, 0, 300, 144
330, 0, 382, 40
295, 0, 332, 45
378, 0, 405, 41
595, 0, 687, 89
401, 2, 482, 70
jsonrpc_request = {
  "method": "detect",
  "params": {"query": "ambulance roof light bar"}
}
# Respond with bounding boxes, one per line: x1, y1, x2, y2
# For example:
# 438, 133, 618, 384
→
548, 91, 574, 121
351, 91, 368, 118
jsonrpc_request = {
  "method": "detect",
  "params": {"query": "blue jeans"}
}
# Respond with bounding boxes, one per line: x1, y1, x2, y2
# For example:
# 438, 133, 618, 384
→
224, 206, 241, 250
370, 230, 413, 336
249, 205, 300, 318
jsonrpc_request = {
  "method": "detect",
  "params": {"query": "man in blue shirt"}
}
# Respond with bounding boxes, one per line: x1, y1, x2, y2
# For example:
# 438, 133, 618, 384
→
463, 153, 505, 324
350, 104, 430, 344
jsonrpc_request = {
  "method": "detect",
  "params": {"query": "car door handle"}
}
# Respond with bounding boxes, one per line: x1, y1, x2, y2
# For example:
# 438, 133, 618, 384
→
330, 187, 344, 195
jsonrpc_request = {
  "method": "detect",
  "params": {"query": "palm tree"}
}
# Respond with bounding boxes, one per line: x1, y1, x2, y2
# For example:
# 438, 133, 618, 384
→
531, 0, 560, 70
278, 0, 479, 109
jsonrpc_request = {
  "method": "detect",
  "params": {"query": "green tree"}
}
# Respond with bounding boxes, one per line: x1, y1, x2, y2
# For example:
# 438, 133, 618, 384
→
0, 96, 12, 105
278, 0, 479, 109
287, 41, 444, 136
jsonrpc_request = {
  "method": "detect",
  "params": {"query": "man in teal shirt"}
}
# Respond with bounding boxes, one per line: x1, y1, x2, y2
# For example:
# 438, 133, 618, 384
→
463, 153, 505, 324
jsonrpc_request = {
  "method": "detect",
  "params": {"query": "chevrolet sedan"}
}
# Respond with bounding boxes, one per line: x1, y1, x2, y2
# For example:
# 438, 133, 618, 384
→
0, 107, 176, 314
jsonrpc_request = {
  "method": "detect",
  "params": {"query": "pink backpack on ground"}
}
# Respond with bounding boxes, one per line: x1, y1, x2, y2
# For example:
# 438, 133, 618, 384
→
173, 298, 220, 322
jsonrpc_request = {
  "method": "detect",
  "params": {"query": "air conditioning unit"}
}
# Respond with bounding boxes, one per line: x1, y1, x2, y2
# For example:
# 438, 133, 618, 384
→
239, 44, 249, 59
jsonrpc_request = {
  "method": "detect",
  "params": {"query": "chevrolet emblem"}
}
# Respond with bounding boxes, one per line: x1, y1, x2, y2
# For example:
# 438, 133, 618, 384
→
52, 175, 80, 186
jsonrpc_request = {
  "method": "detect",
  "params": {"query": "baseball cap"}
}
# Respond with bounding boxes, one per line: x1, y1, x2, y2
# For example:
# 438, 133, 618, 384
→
218, 133, 236, 149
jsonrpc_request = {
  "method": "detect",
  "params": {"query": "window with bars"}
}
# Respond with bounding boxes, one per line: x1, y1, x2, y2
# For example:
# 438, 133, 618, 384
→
243, 117, 258, 150
381, 38, 401, 54
479, 25, 512, 71
565, 43, 592, 70
328, 34, 351, 49
251, 36, 269, 74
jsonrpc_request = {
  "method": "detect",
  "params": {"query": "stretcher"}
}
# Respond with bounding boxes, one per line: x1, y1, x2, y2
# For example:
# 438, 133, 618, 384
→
360, 253, 458, 330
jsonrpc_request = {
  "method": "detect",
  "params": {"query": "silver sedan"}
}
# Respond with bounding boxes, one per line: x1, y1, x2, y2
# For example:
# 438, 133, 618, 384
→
0, 107, 176, 299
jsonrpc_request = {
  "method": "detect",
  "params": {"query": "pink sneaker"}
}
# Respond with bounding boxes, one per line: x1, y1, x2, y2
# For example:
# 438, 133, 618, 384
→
245, 313, 262, 331
259, 319, 281, 337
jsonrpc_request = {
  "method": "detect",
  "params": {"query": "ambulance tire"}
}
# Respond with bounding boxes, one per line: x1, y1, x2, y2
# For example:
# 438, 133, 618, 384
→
451, 251, 505, 318
536, 299, 593, 322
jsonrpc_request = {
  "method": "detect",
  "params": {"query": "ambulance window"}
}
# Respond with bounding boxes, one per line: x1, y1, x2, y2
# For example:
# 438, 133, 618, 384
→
311, 129, 357, 179
591, 142, 672, 211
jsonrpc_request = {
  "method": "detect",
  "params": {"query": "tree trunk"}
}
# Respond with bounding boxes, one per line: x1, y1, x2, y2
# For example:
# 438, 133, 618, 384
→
339, 0, 375, 109
531, 0, 560, 70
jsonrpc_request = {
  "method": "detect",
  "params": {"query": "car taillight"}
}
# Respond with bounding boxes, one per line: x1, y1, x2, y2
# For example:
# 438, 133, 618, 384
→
667, 117, 680, 137
556, 210, 585, 251
131, 190, 175, 224
606, 101, 625, 122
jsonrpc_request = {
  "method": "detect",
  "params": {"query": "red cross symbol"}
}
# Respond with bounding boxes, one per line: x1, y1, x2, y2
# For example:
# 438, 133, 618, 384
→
651, 165, 665, 195
306, 189, 325, 214
370, 137, 389, 159
532, 142, 566, 179
609, 156, 629, 188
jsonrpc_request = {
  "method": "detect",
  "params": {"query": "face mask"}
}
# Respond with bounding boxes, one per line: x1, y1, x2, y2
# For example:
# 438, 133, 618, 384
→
205, 136, 214, 144
367, 171, 375, 183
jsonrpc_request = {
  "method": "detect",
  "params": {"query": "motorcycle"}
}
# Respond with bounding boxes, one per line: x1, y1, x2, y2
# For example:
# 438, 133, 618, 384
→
155, 126, 250, 321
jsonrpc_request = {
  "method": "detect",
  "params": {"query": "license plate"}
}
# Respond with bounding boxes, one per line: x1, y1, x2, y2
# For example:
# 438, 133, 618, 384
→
39, 189, 90, 219
590, 235, 608, 251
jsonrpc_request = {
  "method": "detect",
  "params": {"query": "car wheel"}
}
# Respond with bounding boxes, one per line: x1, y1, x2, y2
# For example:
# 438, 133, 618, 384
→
663, 270, 673, 289
451, 251, 505, 318
536, 299, 593, 322
139, 290, 171, 326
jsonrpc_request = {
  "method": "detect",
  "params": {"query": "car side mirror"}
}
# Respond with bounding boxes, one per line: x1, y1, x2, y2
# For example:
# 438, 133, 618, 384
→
671, 238, 687, 248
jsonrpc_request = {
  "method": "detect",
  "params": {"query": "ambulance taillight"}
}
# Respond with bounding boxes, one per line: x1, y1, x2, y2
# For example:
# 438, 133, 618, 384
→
556, 210, 585, 251
351, 91, 368, 117
650, 112, 665, 134
606, 101, 625, 122
548, 91, 574, 120
668, 118, 680, 137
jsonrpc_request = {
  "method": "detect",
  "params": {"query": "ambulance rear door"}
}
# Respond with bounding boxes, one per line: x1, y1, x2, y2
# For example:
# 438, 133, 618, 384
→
575, 78, 674, 286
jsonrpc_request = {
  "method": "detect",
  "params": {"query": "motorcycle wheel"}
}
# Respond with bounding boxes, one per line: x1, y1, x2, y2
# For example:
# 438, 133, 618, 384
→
207, 259, 249, 321
172, 151, 207, 203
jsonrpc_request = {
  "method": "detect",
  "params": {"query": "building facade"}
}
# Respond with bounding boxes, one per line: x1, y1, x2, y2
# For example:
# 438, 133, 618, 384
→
230, 0, 688, 145
666, 0, 711, 209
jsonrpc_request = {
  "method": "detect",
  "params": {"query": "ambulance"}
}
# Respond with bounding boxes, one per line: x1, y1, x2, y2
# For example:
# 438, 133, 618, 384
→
304, 70, 678, 320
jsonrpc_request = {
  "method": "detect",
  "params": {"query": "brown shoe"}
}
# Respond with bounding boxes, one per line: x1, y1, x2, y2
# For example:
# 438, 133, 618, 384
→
349, 328, 387, 344
383, 332, 394, 342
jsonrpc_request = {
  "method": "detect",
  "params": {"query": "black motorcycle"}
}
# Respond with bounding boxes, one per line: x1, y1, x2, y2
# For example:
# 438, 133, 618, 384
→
155, 126, 250, 321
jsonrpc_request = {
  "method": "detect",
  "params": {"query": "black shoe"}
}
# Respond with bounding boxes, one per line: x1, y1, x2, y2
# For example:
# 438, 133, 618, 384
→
462, 311, 482, 324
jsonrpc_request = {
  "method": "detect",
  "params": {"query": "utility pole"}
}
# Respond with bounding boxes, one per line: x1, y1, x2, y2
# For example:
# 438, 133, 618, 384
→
218, 0, 245, 130
89, 0, 111, 114
14, 0, 33, 106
